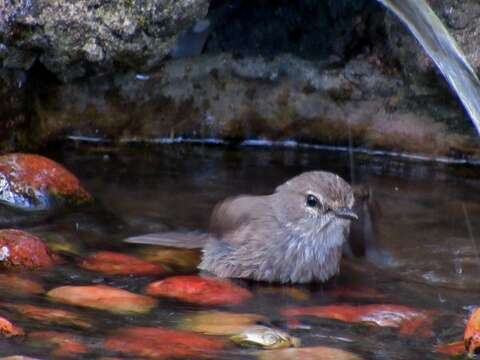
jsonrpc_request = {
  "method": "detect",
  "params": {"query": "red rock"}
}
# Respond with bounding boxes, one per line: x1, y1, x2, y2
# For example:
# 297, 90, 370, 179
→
282, 304, 433, 336
29, 331, 88, 358
145, 275, 252, 306
0, 229, 57, 270
0, 303, 92, 329
0, 316, 24, 337
79, 251, 166, 276
465, 308, 480, 354
436, 341, 465, 356
47, 284, 157, 314
105, 327, 224, 359
0, 274, 45, 295
0, 153, 92, 210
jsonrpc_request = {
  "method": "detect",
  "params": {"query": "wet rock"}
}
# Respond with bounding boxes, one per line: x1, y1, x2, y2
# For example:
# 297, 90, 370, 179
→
0, 274, 45, 296
0, 154, 92, 212
145, 275, 252, 306
0, 229, 57, 270
0, 303, 93, 329
28, 331, 88, 358
230, 325, 300, 349
0, 70, 27, 152
258, 346, 363, 360
0, 316, 24, 337
282, 304, 433, 337
465, 307, 480, 354
104, 327, 225, 359
47, 284, 157, 314
32, 54, 478, 158
385, 0, 480, 84
136, 247, 201, 272
0, 0, 209, 81
180, 311, 267, 336
79, 251, 166, 276
435, 341, 465, 356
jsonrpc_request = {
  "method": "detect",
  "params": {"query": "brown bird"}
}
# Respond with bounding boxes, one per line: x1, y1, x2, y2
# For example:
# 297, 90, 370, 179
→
125, 171, 358, 283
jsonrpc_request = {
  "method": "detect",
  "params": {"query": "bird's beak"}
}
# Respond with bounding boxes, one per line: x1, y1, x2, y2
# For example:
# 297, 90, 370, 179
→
334, 207, 358, 221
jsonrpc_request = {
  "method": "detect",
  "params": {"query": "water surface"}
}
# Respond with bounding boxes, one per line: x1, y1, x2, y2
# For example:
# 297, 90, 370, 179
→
3, 144, 480, 359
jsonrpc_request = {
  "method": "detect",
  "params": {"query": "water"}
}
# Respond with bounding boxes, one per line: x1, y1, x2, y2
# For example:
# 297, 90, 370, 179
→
378, 0, 480, 135
1, 144, 479, 359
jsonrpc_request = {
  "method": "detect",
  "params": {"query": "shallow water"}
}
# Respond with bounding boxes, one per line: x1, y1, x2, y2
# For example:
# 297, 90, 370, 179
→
2, 144, 480, 359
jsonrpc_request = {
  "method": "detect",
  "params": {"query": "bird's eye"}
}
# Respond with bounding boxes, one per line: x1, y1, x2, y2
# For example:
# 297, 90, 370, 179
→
306, 194, 319, 208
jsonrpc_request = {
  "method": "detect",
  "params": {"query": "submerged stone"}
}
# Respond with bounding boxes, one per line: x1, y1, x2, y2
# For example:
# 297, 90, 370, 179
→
0, 303, 93, 329
258, 346, 363, 360
0, 153, 92, 212
465, 307, 480, 354
105, 327, 224, 359
282, 304, 433, 337
230, 325, 300, 349
0, 316, 24, 337
0, 229, 57, 270
180, 311, 267, 336
0, 274, 45, 296
145, 275, 252, 306
47, 285, 157, 315
28, 331, 88, 358
79, 251, 167, 276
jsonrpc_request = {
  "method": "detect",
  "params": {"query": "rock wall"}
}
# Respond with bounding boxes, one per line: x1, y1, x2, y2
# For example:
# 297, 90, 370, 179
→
0, 0, 479, 157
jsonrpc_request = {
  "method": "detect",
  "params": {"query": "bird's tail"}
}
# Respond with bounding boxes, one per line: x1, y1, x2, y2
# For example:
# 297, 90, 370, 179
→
123, 230, 208, 249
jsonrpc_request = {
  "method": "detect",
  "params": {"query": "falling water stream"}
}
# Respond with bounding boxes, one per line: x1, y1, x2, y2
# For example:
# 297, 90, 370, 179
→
377, 0, 480, 135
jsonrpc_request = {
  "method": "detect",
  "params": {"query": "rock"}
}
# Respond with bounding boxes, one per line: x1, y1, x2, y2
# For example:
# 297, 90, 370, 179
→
0, 229, 57, 270
104, 327, 225, 359
282, 304, 434, 337
47, 284, 157, 314
258, 346, 363, 360
465, 307, 480, 354
145, 275, 252, 306
0, 316, 24, 337
78, 251, 167, 276
0, 153, 92, 212
28, 331, 88, 358
230, 325, 300, 349
435, 341, 465, 357
0, 303, 93, 329
31, 54, 479, 158
179, 311, 267, 336
0, 274, 45, 296
0, 0, 209, 81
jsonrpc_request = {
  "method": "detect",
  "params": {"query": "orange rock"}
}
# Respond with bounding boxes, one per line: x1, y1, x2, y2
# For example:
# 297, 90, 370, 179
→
79, 251, 166, 276
0, 303, 92, 329
47, 284, 157, 314
0, 316, 24, 337
0, 153, 92, 210
282, 304, 433, 336
105, 327, 224, 359
0, 274, 45, 295
436, 341, 465, 356
0, 229, 57, 270
29, 331, 88, 358
145, 275, 252, 306
465, 308, 480, 354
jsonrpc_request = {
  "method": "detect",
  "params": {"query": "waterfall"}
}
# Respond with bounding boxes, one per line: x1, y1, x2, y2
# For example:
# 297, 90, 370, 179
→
377, 0, 480, 135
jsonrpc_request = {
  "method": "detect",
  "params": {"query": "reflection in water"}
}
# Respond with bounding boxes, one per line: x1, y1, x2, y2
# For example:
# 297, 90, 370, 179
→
1, 145, 480, 359
378, 0, 480, 134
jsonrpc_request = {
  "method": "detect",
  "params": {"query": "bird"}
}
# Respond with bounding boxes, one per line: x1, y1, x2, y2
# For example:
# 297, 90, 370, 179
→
125, 171, 358, 284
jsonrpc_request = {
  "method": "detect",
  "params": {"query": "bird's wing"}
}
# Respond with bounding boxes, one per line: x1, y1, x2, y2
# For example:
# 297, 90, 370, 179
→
209, 195, 274, 246
123, 230, 208, 249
